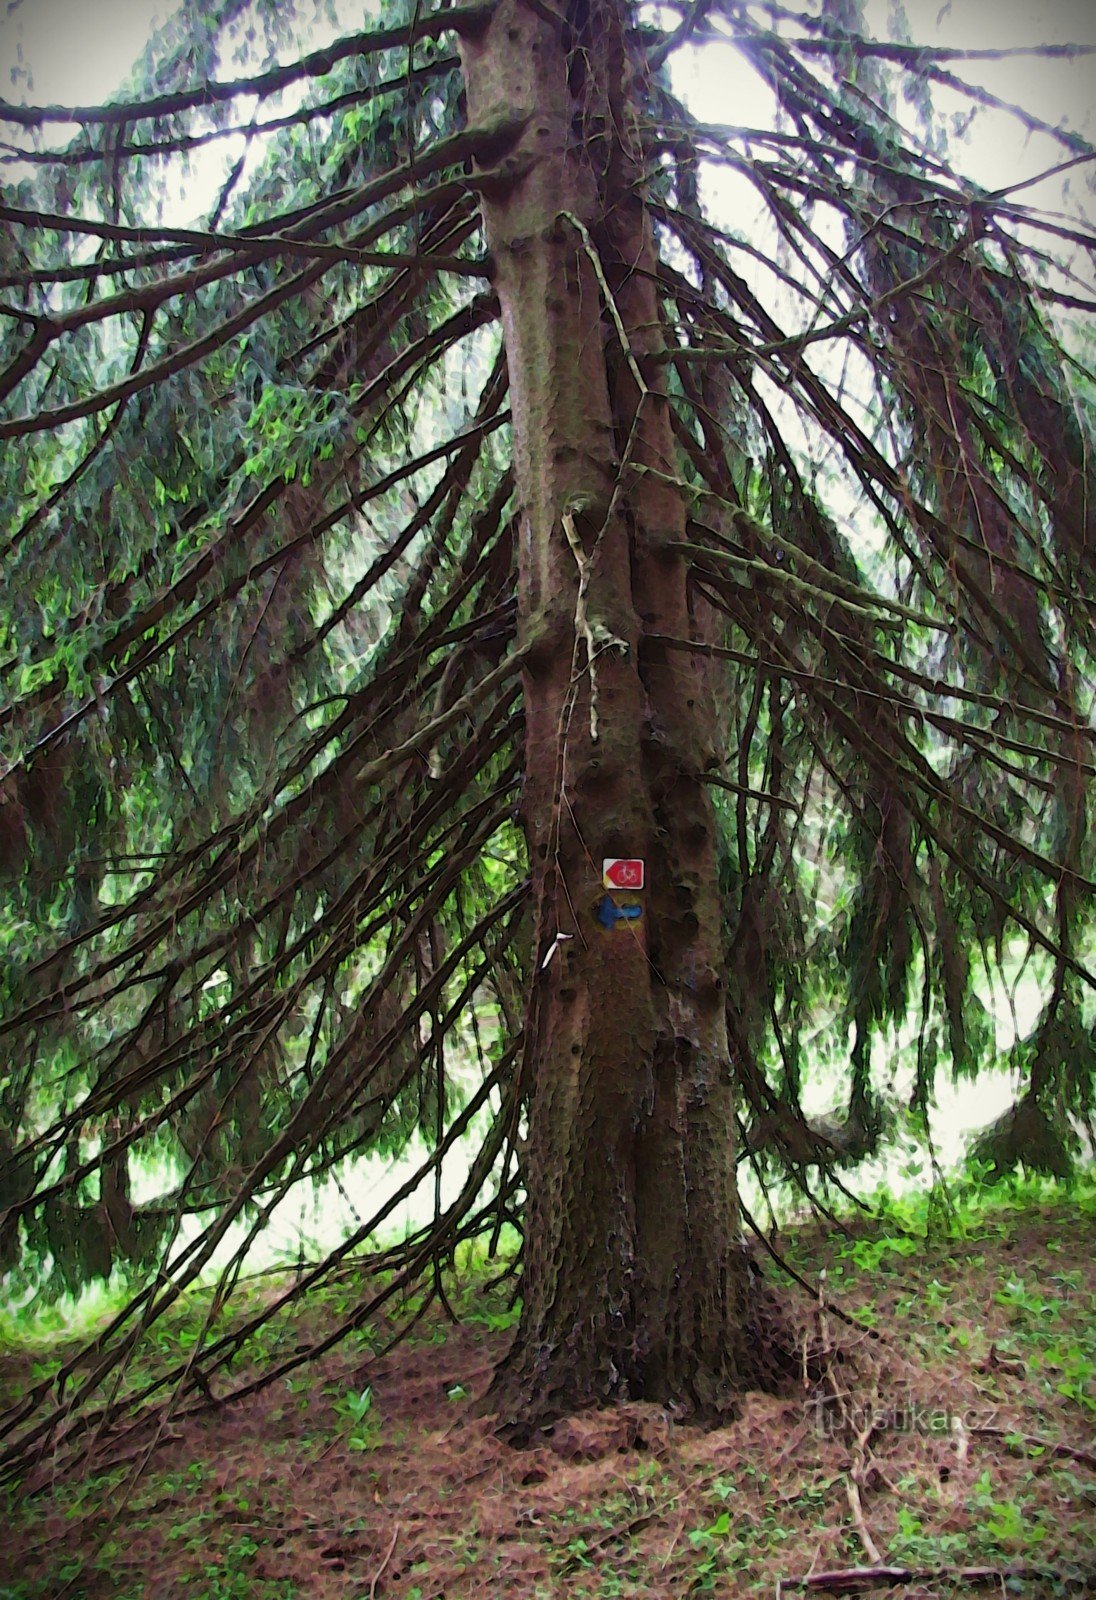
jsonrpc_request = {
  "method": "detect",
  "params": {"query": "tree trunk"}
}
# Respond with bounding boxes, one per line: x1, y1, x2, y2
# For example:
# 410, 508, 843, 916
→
460, 0, 774, 1428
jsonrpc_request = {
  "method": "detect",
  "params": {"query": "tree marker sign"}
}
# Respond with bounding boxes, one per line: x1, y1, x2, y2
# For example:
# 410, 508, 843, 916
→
602, 858, 645, 890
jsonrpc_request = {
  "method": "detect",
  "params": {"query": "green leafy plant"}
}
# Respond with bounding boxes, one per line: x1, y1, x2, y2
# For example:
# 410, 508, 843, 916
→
334, 1386, 379, 1451
687, 1510, 748, 1591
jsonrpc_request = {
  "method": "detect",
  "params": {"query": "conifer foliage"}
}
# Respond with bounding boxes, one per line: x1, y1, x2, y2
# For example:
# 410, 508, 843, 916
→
0, 0, 1092, 1467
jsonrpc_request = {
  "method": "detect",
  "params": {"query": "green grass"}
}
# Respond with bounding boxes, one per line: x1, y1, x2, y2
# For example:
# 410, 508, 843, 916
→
1, 1176, 1093, 1598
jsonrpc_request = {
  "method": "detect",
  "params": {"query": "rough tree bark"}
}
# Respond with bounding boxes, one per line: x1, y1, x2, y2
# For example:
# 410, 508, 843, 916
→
460, 0, 775, 1427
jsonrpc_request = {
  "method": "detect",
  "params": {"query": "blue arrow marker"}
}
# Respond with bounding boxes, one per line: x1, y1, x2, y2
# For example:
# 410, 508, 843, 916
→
596, 895, 643, 930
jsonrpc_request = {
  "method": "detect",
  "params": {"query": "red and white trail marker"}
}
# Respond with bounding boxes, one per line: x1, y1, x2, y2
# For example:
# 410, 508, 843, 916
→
602, 857, 645, 891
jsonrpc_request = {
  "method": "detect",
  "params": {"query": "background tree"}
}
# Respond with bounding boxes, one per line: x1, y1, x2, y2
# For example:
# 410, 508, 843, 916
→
0, 0, 1092, 1474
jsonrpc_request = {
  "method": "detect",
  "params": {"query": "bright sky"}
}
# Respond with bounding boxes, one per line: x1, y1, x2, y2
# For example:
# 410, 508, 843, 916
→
3, 0, 1094, 126
2, 0, 1091, 265
672, 1, 1095, 198
1, 0, 171, 104
1, 0, 1091, 193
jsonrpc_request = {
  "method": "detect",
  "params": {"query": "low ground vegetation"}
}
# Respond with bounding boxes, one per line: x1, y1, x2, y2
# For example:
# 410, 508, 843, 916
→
1, 1175, 1092, 1598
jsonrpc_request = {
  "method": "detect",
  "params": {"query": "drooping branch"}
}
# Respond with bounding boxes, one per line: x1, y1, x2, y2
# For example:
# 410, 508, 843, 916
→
0, 4, 490, 129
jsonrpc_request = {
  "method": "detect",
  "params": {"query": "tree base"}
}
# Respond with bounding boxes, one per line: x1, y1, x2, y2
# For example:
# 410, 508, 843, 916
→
482, 1247, 802, 1444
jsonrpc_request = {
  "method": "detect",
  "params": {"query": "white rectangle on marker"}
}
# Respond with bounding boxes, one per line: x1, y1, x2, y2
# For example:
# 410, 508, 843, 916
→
602, 858, 645, 890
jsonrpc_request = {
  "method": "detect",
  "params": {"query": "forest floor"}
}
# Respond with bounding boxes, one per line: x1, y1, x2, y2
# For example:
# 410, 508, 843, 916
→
1, 1179, 1093, 1600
